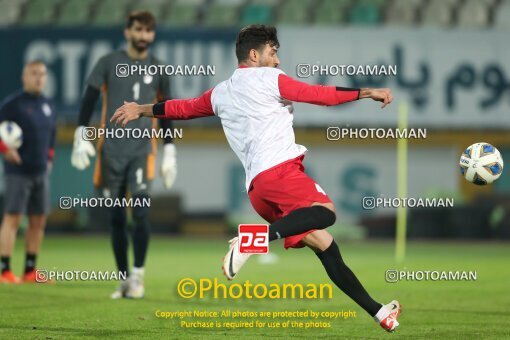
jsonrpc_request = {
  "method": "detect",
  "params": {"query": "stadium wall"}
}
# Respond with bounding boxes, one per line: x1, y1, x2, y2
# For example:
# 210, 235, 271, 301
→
0, 27, 509, 128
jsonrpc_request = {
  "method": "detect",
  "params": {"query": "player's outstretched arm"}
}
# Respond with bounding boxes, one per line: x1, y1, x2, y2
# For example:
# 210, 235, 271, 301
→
111, 88, 215, 127
278, 74, 393, 108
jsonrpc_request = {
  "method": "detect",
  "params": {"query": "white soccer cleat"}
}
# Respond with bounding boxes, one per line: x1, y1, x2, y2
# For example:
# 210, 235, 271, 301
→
126, 268, 145, 299
377, 300, 402, 332
110, 278, 130, 299
222, 237, 252, 280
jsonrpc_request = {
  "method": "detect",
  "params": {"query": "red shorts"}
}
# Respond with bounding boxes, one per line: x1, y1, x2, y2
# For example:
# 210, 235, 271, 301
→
248, 155, 332, 249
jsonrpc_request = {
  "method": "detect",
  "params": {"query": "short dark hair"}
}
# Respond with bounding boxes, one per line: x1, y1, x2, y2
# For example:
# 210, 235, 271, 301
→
126, 11, 156, 30
235, 25, 279, 63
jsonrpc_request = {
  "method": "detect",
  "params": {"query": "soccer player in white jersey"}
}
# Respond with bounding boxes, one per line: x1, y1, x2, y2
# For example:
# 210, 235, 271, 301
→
110, 25, 401, 332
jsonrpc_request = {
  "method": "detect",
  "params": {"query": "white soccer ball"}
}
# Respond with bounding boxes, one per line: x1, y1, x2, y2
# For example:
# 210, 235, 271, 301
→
459, 142, 504, 185
0, 121, 23, 149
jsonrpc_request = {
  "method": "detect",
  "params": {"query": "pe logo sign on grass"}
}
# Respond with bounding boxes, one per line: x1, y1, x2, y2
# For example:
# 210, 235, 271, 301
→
238, 224, 269, 254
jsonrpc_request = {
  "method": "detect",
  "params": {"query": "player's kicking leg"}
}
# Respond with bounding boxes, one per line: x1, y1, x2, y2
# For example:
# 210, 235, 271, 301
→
222, 158, 401, 331
301, 229, 402, 332
221, 193, 401, 331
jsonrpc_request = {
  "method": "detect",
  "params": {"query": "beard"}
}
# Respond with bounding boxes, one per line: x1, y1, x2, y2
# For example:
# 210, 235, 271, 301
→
132, 38, 151, 52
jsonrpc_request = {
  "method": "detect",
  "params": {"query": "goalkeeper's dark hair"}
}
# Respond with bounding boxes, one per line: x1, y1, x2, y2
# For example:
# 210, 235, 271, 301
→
126, 11, 156, 30
235, 25, 279, 63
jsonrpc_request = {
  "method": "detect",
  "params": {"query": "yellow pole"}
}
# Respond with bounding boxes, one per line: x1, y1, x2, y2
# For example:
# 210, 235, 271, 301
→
395, 101, 408, 263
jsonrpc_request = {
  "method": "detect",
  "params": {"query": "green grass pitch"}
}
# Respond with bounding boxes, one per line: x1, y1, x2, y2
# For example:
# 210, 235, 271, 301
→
0, 236, 509, 339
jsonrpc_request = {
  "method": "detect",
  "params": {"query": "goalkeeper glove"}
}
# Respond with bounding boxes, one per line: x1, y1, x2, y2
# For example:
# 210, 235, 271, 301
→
71, 126, 96, 170
161, 143, 177, 189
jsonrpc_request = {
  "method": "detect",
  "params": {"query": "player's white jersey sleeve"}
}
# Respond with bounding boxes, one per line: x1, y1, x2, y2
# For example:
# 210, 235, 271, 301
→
211, 67, 307, 191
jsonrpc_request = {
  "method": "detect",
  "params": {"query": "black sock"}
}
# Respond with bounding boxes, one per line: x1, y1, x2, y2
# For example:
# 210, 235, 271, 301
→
316, 241, 382, 317
1, 256, 10, 273
269, 206, 336, 242
132, 200, 150, 268
111, 207, 129, 277
24, 253, 37, 273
